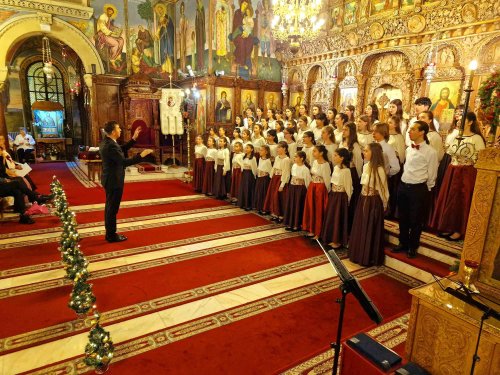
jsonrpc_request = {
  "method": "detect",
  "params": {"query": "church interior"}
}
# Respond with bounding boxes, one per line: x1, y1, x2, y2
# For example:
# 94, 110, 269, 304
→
0, 0, 499, 373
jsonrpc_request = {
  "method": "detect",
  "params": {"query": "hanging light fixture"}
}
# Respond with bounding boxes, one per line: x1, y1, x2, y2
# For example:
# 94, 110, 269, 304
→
271, 0, 325, 55
42, 36, 54, 80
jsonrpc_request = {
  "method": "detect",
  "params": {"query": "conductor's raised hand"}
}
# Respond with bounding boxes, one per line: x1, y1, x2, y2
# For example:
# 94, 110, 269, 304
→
132, 126, 142, 140
140, 149, 154, 158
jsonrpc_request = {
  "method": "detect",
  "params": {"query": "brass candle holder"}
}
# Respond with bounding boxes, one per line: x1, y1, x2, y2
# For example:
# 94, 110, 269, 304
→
463, 260, 479, 289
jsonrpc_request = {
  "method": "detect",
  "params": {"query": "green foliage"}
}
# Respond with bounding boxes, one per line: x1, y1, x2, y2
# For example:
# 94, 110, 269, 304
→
50, 176, 114, 371
137, 0, 154, 22
478, 69, 500, 131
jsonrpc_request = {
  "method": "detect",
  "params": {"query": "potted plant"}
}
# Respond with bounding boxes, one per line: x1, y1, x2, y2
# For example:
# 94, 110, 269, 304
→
46, 144, 59, 161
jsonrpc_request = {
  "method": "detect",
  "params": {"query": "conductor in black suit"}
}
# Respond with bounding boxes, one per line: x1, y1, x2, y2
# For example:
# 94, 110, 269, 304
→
100, 121, 153, 242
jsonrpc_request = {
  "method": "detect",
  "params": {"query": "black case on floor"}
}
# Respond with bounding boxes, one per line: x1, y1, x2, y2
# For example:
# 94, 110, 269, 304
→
346, 333, 402, 371
395, 362, 431, 375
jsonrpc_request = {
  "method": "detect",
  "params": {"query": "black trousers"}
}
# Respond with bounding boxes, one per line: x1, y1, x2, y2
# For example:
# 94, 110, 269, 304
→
17, 149, 34, 163
104, 187, 123, 237
0, 180, 37, 213
397, 182, 428, 251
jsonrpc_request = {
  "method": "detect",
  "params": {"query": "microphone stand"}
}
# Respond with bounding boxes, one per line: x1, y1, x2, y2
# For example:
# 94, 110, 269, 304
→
331, 283, 349, 375
470, 310, 491, 375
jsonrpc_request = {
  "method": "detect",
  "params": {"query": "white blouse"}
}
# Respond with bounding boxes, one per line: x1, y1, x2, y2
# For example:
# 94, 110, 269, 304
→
252, 136, 266, 152
195, 144, 207, 158
277, 132, 285, 142
287, 141, 297, 162
241, 156, 258, 177
427, 131, 444, 162
334, 128, 343, 145
291, 163, 312, 188
339, 142, 363, 177
257, 158, 273, 175
271, 155, 291, 189
268, 143, 278, 160
215, 148, 230, 173
312, 126, 324, 143
310, 160, 332, 191
323, 143, 338, 164
297, 127, 310, 148
232, 152, 244, 169
445, 129, 459, 149
331, 165, 353, 202
303, 145, 315, 165
360, 162, 389, 207
388, 133, 407, 164
357, 132, 374, 149
205, 147, 218, 160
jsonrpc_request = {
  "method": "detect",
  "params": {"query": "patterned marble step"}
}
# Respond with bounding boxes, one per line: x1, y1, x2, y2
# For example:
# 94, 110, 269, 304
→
384, 219, 462, 261
383, 247, 451, 284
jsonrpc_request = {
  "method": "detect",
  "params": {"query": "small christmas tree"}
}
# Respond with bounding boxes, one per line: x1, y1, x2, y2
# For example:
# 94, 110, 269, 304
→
84, 322, 114, 373
69, 279, 96, 315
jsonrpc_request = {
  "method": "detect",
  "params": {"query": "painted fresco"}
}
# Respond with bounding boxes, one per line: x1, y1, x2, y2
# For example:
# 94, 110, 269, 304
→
215, 87, 233, 123
91, 1, 127, 74
264, 91, 281, 111
241, 89, 258, 113
212, 0, 281, 81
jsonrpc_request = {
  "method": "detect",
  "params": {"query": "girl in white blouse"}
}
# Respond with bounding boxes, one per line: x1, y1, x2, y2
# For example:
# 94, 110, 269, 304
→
230, 141, 244, 204
296, 116, 310, 149
202, 137, 218, 196
431, 112, 485, 241
321, 148, 353, 249
193, 135, 207, 192
263, 142, 291, 222
302, 131, 316, 165
349, 143, 389, 267
284, 151, 311, 232
238, 143, 258, 210
321, 125, 338, 164
241, 128, 252, 149
261, 117, 270, 138
266, 129, 278, 162
312, 113, 327, 144
254, 145, 272, 214
333, 113, 348, 144
387, 115, 407, 164
302, 145, 331, 239
356, 115, 374, 148
231, 128, 243, 153
213, 137, 231, 199
275, 121, 285, 142
251, 124, 266, 154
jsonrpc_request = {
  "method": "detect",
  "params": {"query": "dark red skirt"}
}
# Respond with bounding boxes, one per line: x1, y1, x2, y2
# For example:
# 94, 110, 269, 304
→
348, 194, 385, 266
302, 182, 328, 237
254, 175, 270, 211
321, 191, 349, 246
263, 174, 287, 217
193, 158, 205, 192
238, 170, 255, 209
202, 161, 215, 195
230, 168, 242, 198
348, 167, 361, 231
213, 165, 227, 199
283, 184, 307, 229
431, 164, 477, 235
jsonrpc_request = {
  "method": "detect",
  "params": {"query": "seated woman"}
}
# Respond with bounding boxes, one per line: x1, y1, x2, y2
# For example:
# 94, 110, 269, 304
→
13, 128, 36, 163
0, 135, 37, 191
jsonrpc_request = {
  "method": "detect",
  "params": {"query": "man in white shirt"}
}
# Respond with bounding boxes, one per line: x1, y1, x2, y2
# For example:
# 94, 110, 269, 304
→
393, 120, 438, 258
372, 123, 400, 177
407, 97, 440, 145
13, 128, 36, 163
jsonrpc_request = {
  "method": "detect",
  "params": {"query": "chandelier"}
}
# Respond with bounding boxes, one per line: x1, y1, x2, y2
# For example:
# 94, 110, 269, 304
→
271, 0, 325, 54
42, 36, 54, 80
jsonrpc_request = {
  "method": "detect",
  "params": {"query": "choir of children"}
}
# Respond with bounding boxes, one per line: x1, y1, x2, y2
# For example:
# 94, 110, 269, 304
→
192, 98, 484, 264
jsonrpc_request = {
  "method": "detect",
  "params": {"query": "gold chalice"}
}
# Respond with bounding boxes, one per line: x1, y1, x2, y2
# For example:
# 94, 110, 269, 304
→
463, 260, 479, 289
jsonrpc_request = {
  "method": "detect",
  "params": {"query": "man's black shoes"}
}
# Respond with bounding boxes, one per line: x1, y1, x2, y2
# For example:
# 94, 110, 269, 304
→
106, 234, 128, 243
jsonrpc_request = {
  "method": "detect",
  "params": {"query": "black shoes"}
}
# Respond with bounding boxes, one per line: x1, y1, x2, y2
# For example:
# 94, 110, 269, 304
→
407, 249, 417, 258
36, 195, 53, 204
391, 244, 408, 253
106, 234, 128, 243
19, 214, 35, 224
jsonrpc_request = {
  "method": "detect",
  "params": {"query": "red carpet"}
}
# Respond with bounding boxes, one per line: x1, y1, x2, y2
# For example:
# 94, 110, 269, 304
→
0, 163, 417, 374
384, 248, 450, 277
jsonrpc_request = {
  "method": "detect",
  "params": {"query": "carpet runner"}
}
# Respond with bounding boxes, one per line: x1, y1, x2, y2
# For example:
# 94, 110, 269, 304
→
0, 163, 421, 374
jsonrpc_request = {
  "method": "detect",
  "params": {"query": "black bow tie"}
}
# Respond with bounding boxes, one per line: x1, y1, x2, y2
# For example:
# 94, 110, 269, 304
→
411, 143, 420, 150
